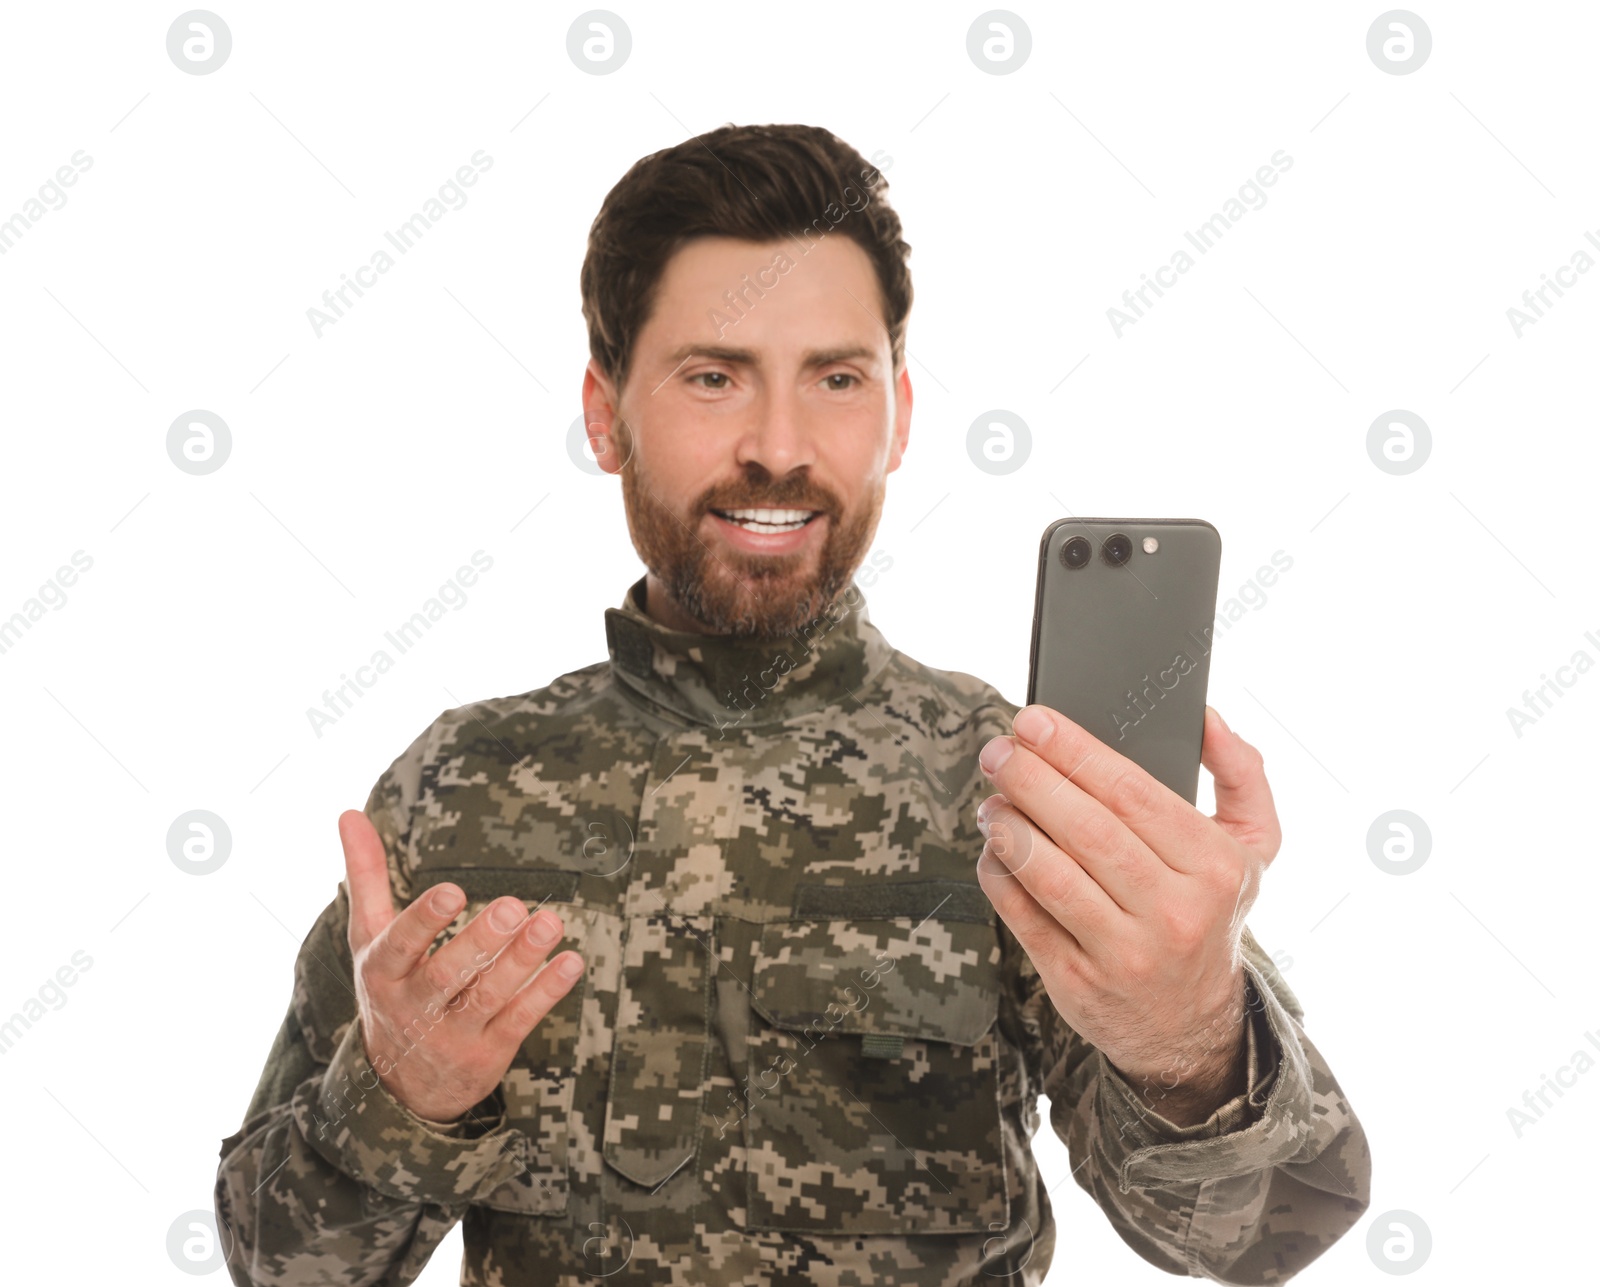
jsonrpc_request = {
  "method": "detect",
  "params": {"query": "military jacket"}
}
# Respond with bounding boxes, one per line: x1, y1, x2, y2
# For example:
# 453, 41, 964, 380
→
215, 576, 1371, 1285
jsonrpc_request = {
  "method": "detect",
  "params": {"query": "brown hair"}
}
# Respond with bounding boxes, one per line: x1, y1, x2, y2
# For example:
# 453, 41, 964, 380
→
580, 122, 912, 397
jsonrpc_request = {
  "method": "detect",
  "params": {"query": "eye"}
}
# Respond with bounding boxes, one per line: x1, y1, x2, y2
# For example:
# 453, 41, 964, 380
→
823, 373, 860, 390
690, 371, 731, 390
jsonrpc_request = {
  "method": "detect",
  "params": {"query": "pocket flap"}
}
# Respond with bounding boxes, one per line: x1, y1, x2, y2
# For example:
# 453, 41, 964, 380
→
601, 912, 714, 1189
751, 913, 1000, 1047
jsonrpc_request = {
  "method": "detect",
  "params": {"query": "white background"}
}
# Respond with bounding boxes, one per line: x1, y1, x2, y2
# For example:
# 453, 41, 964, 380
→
1, 2, 1595, 1282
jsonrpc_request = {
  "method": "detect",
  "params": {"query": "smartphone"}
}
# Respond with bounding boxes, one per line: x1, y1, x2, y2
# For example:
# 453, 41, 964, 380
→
1026, 518, 1222, 805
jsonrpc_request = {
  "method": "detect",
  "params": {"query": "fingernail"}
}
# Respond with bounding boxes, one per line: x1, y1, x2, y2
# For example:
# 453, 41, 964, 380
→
1013, 705, 1053, 745
527, 911, 559, 945
431, 885, 463, 916
558, 954, 584, 978
490, 899, 525, 932
979, 736, 1014, 774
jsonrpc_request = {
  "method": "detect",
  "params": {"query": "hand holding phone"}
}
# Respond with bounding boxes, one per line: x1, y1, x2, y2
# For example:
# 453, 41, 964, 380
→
972, 516, 1285, 1127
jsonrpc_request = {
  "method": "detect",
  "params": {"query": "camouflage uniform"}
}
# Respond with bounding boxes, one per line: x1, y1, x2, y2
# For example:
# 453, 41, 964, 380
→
215, 576, 1370, 1285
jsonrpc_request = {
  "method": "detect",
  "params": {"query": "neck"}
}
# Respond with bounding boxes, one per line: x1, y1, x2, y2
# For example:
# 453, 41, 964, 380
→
606, 574, 893, 730
642, 571, 719, 634
640, 571, 839, 640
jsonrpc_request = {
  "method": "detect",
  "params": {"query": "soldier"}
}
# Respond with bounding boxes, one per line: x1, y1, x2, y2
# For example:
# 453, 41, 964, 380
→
216, 123, 1370, 1285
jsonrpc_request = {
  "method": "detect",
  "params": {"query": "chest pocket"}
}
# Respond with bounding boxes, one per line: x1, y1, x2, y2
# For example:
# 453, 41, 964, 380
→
405, 868, 610, 1217
737, 886, 1010, 1236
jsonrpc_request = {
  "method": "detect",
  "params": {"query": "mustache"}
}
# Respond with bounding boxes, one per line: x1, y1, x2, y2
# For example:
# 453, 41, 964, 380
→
699, 480, 840, 518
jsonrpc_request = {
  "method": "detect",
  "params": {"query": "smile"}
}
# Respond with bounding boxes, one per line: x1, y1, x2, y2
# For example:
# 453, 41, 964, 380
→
709, 507, 821, 535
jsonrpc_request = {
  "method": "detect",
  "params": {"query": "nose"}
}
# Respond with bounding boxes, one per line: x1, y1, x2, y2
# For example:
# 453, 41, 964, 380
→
733, 385, 815, 479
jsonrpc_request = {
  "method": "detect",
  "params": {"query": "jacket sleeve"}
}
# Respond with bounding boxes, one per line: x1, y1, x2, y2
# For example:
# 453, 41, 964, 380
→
1002, 916, 1372, 1284
213, 718, 530, 1286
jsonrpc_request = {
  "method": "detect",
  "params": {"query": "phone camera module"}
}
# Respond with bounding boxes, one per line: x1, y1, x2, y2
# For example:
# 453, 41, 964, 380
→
1102, 533, 1133, 566
1060, 535, 1092, 569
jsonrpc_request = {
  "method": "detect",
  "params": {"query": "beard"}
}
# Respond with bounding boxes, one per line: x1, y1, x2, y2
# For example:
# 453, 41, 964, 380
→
613, 418, 883, 639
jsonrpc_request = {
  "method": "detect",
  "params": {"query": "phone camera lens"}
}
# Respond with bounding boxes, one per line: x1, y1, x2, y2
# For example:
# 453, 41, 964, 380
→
1061, 536, 1092, 569
1102, 533, 1132, 566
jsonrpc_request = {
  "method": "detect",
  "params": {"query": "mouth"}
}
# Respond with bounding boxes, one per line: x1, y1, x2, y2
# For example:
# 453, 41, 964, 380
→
708, 507, 823, 535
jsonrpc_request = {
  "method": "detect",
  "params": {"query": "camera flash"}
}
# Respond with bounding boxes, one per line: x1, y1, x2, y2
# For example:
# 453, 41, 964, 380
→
1142, 537, 1159, 554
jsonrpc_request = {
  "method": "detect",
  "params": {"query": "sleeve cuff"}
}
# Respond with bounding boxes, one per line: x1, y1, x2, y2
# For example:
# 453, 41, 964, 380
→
1091, 960, 1316, 1192
289, 1013, 530, 1205
1104, 970, 1277, 1143
408, 1110, 468, 1136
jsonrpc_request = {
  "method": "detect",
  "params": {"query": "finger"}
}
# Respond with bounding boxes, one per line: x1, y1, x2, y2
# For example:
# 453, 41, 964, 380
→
977, 795, 1124, 932
483, 950, 585, 1048
975, 839, 1088, 981
1000, 704, 1213, 874
405, 893, 534, 1003
361, 880, 468, 984
341, 809, 403, 958
978, 738, 1170, 910
449, 908, 565, 1019
1202, 706, 1281, 861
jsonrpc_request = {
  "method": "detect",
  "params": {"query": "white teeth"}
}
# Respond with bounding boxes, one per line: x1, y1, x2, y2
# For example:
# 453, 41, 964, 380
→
722, 508, 814, 523
714, 507, 819, 535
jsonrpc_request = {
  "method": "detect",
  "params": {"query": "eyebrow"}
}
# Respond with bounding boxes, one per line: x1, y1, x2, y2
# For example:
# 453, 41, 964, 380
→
663, 343, 880, 370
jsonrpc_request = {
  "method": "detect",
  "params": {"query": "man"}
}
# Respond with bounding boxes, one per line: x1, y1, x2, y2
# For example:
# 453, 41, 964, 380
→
216, 122, 1369, 1286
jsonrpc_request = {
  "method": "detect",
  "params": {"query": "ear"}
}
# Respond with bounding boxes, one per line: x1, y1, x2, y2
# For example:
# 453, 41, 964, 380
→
886, 362, 912, 474
581, 359, 629, 477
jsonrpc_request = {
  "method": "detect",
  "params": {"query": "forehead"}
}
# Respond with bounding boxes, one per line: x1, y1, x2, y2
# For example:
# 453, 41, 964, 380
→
640, 234, 882, 348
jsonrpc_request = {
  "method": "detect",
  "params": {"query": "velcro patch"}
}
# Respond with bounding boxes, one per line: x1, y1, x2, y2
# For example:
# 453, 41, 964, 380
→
792, 878, 991, 923
860, 1033, 904, 1060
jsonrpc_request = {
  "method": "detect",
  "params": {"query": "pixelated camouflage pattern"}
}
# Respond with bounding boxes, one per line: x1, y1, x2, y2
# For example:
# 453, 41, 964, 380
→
216, 576, 1370, 1285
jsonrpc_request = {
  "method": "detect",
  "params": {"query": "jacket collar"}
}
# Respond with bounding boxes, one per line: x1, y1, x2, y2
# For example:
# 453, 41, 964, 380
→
603, 576, 895, 733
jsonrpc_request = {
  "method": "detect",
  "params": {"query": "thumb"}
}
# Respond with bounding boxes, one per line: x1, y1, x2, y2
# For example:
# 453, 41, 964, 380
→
339, 808, 397, 957
1201, 706, 1281, 861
